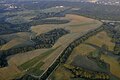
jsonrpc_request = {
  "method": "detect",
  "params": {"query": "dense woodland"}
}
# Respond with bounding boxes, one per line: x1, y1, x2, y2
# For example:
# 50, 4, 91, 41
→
0, 28, 69, 68
0, 38, 6, 46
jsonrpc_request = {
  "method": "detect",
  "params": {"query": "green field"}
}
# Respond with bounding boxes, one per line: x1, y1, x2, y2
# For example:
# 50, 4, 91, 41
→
27, 62, 44, 76
19, 47, 59, 70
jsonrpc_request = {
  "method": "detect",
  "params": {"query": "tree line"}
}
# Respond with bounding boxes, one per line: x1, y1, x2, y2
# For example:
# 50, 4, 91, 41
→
0, 38, 6, 46
64, 64, 110, 80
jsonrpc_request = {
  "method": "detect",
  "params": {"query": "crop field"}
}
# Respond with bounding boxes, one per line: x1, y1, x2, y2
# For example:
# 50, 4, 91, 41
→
19, 47, 58, 71
85, 31, 115, 51
101, 55, 120, 78
0, 32, 35, 50
0, 32, 35, 42
1, 38, 33, 50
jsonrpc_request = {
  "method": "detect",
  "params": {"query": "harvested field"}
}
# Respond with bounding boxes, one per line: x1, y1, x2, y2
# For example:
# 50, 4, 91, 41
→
0, 32, 35, 42
1, 38, 33, 50
0, 65, 21, 80
85, 31, 115, 51
19, 47, 58, 71
0, 32, 36, 50
101, 54, 120, 78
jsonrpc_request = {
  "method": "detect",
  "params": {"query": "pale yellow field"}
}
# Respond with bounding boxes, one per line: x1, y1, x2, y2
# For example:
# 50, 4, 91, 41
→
101, 55, 120, 78
0, 65, 21, 80
8, 49, 50, 66
50, 65, 72, 80
1, 38, 27, 50
85, 31, 115, 51
0, 32, 35, 41
0, 32, 36, 50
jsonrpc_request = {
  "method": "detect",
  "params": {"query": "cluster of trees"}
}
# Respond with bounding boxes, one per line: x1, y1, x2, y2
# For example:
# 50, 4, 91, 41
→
103, 23, 120, 55
0, 51, 8, 67
32, 28, 69, 47
0, 21, 30, 35
0, 38, 6, 46
118, 58, 120, 65
64, 64, 110, 80
0, 28, 69, 68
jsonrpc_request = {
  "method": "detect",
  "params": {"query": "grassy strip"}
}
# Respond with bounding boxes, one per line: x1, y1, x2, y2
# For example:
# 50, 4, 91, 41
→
19, 47, 59, 70
70, 22, 97, 27
27, 62, 44, 76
